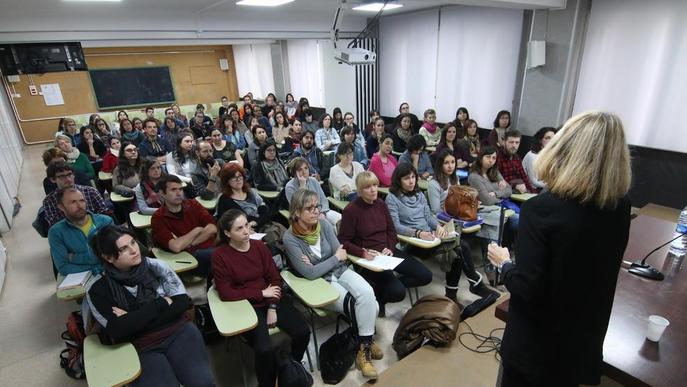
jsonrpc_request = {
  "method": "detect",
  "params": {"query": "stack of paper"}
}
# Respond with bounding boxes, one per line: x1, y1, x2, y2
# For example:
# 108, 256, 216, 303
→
250, 233, 267, 240
354, 255, 404, 271
58, 271, 92, 290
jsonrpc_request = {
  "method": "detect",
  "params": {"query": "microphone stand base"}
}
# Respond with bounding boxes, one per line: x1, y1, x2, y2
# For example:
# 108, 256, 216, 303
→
628, 262, 665, 281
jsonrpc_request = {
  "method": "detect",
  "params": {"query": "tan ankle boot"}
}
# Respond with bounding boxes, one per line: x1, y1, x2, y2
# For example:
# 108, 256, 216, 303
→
356, 343, 378, 380
370, 340, 384, 360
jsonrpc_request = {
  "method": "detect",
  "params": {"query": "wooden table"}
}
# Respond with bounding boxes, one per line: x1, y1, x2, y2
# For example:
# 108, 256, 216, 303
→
496, 215, 686, 387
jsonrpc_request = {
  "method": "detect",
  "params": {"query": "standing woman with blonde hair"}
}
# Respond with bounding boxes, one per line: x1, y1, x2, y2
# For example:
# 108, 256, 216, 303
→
488, 111, 632, 387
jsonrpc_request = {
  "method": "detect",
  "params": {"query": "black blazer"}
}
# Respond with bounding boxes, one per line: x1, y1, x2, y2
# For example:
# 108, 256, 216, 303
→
500, 192, 631, 385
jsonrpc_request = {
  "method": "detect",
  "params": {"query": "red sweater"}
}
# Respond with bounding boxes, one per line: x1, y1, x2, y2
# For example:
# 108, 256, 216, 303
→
101, 152, 119, 173
338, 197, 398, 257
211, 240, 282, 307
151, 199, 216, 253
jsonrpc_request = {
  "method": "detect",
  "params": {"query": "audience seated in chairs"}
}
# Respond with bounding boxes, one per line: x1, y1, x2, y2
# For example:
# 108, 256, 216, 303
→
138, 118, 173, 165
329, 142, 365, 201
386, 162, 497, 303
283, 189, 382, 380
42, 148, 92, 195
338, 171, 432, 317
151, 175, 216, 277
87, 225, 215, 387
339, 126, 368, 168
101, 137, 121, 174
284, 157, 341, 227
496, 129, 537, 194
252, 139, 288, 192
43, 161, 111, 227
48, 187, 114, 276
55, 133, 95, 181
292, 130, 325, 181
398, 134, 434, 180
212, 209, 310, 387
191, 139, 224, 201
119, 118, 145, 146
315, 113, 340, 152
367, 134, 397, 188
134, 158, 165, 216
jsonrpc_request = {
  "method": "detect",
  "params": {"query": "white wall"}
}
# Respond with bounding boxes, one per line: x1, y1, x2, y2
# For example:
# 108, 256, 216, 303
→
573, 0, 687, 153
0, 77, 25, 232
318, 40, 357, 114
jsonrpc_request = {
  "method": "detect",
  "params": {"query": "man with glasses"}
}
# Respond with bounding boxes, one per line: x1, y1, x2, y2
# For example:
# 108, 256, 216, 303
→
42, 161, 112, 227
48, 187, 114, 275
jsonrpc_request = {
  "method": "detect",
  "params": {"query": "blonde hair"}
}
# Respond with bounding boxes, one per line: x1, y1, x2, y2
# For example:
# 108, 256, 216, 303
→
536, 111, 631, 209
355, 171, 379, 192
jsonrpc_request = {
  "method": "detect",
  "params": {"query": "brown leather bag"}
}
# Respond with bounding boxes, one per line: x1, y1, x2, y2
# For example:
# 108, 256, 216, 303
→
444, 185, 479, 221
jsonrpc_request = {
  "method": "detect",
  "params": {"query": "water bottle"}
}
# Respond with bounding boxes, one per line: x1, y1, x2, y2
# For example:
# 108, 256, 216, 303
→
669, 206, 687, 257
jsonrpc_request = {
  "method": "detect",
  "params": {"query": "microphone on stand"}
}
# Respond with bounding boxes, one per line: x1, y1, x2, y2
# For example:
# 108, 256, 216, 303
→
627, 232, 686, 281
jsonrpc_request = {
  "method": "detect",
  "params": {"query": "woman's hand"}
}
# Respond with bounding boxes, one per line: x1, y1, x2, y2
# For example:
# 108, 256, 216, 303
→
435, 225, 448, 238
262, 285, 282, 300
363, 249, 380, 260
381, 248, 393, 256
301, 254, 313, 266
335, 246, 348, 262
267, 309, 278, 328
488, 192, 497, 198
419, 231, 435, 241
487, 243, 511, 267
112, 307, 128, 317
498, 180, 508, 190
297, 173, 308, 187
341, 185, 351, 195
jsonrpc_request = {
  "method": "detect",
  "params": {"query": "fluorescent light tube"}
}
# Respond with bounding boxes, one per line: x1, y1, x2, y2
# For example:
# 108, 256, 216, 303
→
353, 2, 403, 12
236, 0, 295, 6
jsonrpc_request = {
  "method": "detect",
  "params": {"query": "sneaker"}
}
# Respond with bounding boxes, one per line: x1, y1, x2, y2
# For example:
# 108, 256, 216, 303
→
469, 281, 499, 299
370, 341, 384, 360
356, 343, 378, 380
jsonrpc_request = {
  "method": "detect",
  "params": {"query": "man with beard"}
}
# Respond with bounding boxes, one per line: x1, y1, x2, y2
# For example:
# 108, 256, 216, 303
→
139, 118, 173, 165
48, 187, 114, 275
191, 140, 223, 200
497, 129, 536, 193
292, 130, 324, 181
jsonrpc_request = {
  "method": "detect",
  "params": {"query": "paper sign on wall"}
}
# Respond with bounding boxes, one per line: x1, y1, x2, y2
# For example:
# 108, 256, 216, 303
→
41, 84, 64, 106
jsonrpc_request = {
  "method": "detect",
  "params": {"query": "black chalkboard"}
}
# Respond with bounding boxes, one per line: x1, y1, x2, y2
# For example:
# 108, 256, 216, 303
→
89, 66, 175, 109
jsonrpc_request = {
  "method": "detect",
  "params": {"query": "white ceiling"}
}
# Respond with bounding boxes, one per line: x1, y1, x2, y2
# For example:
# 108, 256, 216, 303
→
0, 0, 565, 45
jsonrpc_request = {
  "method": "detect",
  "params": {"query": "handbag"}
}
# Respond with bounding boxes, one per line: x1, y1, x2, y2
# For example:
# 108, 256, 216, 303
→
319, 293, 357, 384
444, 185, 479, 221
277, 357, 314, 387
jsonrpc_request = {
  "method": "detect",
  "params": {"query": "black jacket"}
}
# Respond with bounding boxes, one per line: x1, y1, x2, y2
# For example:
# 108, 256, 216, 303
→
500, 192, 631, 385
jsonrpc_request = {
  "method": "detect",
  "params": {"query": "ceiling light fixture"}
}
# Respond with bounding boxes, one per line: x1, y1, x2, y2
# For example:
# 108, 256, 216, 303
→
236, 0, 295, 6
352, 2, 403, 12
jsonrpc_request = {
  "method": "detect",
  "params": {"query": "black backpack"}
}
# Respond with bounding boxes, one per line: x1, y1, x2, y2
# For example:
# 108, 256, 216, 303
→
318, 293, 358, 384
32, 206, 49, 238
277, 356, 313, 387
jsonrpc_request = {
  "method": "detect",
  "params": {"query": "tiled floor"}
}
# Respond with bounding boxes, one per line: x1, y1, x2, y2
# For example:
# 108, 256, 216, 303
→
0, 144, 489, 387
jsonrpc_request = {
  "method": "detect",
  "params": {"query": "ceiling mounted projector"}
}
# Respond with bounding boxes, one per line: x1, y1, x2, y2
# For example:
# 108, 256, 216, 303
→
334, 47, 376, 65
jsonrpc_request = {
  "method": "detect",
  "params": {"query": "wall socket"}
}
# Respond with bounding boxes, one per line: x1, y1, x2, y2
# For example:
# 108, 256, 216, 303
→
28, 85, 38, 95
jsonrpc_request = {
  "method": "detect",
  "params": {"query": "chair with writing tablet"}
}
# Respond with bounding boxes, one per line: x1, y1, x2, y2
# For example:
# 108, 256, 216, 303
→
84, 335, 140, 387
280, 270, 338, 371
151, 248, 198, 274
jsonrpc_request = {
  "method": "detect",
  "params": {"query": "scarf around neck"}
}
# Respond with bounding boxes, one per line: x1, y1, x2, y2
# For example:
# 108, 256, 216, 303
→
104, 257, 161, 310
261, 159, 288, 188
65, 147, 81, 163
292, 221, 321, 245
422, 122, 438, 134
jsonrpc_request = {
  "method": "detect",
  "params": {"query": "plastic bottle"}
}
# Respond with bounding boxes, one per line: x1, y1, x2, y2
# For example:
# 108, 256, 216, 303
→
669, 206, 687, 257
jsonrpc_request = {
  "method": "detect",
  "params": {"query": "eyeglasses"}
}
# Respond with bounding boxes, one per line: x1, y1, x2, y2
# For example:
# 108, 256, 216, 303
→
304, 204, 322, 213
54, 172, 74, 179
230, 175, 244, 182
125, 148, 138, 153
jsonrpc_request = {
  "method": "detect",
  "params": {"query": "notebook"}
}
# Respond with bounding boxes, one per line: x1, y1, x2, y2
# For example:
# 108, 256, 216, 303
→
58, 271, 92, 290
353, 255, 404, 271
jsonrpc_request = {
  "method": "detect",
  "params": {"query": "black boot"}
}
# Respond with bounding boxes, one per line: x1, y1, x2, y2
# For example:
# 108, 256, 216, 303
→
445, 286, 459, 304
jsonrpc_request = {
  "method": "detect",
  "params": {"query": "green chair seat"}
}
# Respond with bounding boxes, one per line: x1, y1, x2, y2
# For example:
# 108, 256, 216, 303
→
207, 286, 258, 336
84, 335, 140, 387
151, 248, 198, 273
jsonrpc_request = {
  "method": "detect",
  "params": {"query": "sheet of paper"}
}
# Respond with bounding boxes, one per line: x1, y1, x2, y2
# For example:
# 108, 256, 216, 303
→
355, 255, 404, 271
41, 83, 64, 106
250, 233, 266, 240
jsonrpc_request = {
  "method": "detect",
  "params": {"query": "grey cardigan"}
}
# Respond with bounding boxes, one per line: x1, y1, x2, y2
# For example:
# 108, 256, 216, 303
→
284, 177, 331, 213
467, 171, 512, 206
283, 220, 347, 281
385, 191, 438, 236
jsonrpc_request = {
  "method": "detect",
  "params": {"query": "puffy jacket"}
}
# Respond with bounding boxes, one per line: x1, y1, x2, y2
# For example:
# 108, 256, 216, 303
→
392, 294, 460, 359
